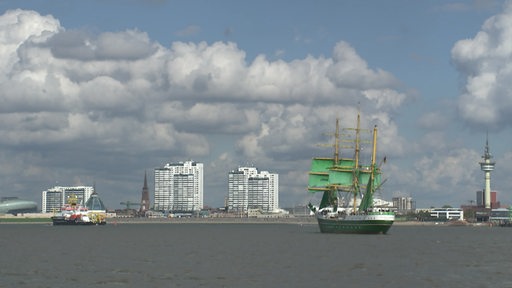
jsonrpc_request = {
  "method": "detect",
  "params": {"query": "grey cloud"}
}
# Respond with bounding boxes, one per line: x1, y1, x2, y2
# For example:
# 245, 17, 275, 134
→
47, 30, 96, 60
48, 29, 158, 61
95, 30, 158, 60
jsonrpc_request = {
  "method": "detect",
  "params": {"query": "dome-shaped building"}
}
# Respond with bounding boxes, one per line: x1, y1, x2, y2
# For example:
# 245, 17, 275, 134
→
85, 192, 106, 211
84, 192, 107, 225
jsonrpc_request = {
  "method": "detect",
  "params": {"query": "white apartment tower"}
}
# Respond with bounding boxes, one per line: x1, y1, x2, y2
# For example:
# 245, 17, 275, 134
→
154, 161, 204, 212
227, 167, 279, 212
42, 186, 95, 213
392, 196, 415, 213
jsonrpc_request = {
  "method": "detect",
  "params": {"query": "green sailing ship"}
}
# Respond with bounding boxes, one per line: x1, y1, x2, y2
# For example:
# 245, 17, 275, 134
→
307, 113, 394, 234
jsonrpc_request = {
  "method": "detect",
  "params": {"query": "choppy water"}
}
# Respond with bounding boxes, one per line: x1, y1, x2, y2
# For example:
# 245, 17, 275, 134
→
0, 223, 511, 288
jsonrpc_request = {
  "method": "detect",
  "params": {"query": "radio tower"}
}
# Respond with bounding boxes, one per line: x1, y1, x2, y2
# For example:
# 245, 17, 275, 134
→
479, 134, 495, 209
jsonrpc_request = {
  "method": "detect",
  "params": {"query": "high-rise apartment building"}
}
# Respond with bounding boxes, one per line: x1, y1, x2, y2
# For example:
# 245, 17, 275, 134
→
154, 161, 203, 212
227, 167, 279, 212
392, 196, 415, 213
41, 186, 95, 213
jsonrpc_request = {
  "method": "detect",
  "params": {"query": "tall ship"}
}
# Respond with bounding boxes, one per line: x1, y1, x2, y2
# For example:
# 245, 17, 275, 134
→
51, 193, 107, 225
307, 113, 394, 234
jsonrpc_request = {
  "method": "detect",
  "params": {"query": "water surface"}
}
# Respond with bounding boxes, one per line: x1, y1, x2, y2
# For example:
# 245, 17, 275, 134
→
1, 223, 510, 287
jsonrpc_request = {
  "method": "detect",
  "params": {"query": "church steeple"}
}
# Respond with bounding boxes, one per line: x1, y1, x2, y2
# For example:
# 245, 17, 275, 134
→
139, 171, 150, 214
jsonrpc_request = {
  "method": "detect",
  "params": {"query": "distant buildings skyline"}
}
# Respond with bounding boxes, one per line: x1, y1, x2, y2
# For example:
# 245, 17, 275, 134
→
38, 161, 283, 213
33, 137, 504, 214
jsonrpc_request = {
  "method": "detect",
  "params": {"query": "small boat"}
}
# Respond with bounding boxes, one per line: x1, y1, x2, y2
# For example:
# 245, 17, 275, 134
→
51, 193, 106, 225
307, 112, 395, 234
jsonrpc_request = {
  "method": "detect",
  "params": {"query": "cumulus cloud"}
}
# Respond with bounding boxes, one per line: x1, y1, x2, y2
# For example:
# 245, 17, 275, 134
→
0, 9, 409, 207
0, 9, 60, 70
452, 1, 512, 129
394, 149, 482, 206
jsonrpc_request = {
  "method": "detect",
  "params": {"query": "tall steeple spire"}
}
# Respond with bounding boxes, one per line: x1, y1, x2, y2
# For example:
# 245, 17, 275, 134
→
139, 171, 150, 214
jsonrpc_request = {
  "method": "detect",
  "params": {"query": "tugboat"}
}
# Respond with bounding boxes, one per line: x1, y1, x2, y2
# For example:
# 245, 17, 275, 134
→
51, 193, 106, 225
307, 112, 394, 234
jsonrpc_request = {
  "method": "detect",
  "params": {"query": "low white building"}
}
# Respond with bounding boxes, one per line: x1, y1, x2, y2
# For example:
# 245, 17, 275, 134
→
430, 208, 464, 220
489, 208, 511, 222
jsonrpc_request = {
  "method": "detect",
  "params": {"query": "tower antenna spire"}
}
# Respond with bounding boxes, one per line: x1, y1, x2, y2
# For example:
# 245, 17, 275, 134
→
480, 133, 495, 209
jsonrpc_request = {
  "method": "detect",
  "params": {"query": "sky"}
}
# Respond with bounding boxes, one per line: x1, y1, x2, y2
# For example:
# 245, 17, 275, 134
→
0, 0, 511, 210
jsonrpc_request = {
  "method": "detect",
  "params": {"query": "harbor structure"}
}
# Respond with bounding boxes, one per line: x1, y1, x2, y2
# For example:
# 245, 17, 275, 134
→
139, 171, 150, 214
227, 167, 279, 213
479, 136, 495, 209
430, 208, 464, 220
154, 161, 203, 212
42, 186, 94, 213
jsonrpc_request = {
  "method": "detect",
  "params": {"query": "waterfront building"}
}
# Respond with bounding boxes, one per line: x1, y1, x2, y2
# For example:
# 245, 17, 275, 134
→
41, 186, 94, 213
392, 196, 415, 213
429, 208, 464, 220
489, 208, 512, 224
227, 167, 279, 213
154, 161, 203, 212
227, 167, 253, 212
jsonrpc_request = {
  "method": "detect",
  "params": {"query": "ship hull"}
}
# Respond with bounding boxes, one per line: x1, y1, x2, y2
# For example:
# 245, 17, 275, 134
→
51, 216, 106, 226
317, 213, 394, 234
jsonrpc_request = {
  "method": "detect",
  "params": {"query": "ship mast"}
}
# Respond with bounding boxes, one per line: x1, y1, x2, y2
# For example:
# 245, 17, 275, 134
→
352, 112, 361, 211
372, 125, 377, 168
334, 118, 340, 164
369, 124, 378, 198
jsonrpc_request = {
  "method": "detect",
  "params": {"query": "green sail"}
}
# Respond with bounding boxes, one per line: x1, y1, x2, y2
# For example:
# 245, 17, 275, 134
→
308, 157, 381, 212
358, 166, 376, 211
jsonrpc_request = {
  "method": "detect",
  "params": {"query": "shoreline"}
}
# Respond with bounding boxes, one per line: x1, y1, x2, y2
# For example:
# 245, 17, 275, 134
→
0, 216, 493, 226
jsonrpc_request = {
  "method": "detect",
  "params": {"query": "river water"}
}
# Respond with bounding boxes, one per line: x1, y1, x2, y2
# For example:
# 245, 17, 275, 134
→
0, 223, 510, 288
